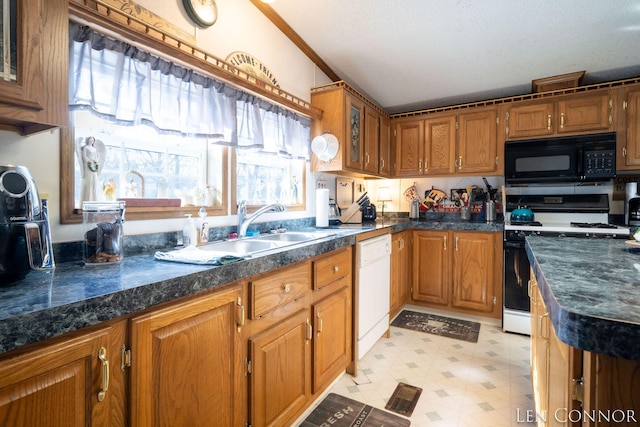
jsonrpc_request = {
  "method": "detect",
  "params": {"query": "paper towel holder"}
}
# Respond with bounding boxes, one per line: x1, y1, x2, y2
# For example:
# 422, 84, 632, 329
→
311, 131, 339, 162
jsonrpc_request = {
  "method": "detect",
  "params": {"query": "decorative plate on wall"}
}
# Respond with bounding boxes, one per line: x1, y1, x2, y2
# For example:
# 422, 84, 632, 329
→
183, 0, 218, 28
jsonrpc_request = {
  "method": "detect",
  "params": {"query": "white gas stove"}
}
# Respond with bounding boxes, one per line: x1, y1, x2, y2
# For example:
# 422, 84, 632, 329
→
503, 193, 629, 335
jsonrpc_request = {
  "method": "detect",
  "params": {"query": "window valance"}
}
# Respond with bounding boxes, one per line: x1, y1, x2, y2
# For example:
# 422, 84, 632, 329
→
69, 22, 310, 159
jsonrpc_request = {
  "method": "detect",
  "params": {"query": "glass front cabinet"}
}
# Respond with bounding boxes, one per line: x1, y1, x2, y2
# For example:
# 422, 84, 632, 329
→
0, 0, 67, 134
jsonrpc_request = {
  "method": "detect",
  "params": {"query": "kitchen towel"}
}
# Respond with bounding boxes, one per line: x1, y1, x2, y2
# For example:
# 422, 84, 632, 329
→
316, 188, 329, 227
154, 246, 251, 265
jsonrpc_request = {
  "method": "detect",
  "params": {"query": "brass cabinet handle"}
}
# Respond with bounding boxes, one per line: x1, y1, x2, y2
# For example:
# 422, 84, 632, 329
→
380, 158, 385, 169
424, 158, 428, 171
366, 153, 370, 165
455, 235, 459, 251
443, 235, 447, 251
458, 156, 462, 170
418, 159, 422, 172
539, 313, 550, 340
98, 347, 110, 402
236, 297, 245, 331
547, 115, 552, 130
560, 112, 565, 129
317, 312, 323, 333
306, 319, 312, 341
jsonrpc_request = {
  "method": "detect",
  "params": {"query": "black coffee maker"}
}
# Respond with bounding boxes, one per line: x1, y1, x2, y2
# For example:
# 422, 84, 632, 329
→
625, 182, 640, 226
0, 164, 53, 284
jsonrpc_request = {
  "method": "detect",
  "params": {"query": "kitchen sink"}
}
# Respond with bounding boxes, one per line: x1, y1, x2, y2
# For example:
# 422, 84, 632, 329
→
198, 230, 337, 255
254, 231, 336, 242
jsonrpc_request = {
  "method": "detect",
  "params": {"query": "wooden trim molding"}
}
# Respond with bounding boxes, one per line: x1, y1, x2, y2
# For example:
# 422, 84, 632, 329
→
249, 0, 341, 83
69, 0, 322, 120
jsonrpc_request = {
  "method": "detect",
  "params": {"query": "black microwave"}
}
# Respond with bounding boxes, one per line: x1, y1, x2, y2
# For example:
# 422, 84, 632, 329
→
504, 132, 616, 184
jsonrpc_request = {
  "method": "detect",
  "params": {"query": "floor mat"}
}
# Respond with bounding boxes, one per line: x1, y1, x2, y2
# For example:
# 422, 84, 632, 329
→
385, 382, 422, 417
300, 393, 410, 427
391, 310, 480, 343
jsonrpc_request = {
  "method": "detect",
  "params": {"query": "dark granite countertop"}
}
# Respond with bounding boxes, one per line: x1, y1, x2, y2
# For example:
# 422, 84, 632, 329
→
0, 219, 502, 355
526, 236, 640, 361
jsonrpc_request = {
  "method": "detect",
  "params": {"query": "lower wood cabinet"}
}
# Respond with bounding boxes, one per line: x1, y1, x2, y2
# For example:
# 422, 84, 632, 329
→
530, 271, 640, 427
129, 284, 244, 427
412, 230, 501, 318
249, 309, 312, 427
313, 286, 351, 393
390, 230, 412, 318
0, 319, 127, 426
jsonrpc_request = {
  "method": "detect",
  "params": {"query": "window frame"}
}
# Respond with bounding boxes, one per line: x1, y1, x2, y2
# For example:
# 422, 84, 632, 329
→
60, 127, 229, 224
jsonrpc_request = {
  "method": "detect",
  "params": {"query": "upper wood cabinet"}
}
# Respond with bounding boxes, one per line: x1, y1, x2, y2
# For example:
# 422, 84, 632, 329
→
310, 82, 388, 177
505, 92, 613, 139
620, 89, 640, 168
0, 0, 67, 134
393, 107, 498, 177
378, 115, 392, 176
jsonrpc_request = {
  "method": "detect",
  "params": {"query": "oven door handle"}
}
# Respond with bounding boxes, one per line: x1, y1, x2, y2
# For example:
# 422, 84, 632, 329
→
504, 241, 525, 249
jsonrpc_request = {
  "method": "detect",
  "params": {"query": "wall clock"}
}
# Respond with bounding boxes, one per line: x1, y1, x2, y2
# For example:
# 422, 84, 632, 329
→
183, 0, 218, 28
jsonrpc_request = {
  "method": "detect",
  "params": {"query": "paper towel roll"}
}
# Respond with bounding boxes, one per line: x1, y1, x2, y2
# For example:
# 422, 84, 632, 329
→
316, 188, 329, 227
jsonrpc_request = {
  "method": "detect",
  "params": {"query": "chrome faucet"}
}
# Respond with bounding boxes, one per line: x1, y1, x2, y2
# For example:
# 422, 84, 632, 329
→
237, 200, 286, 238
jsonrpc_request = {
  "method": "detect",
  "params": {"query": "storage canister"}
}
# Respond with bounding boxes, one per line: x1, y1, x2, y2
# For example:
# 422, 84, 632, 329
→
82, 201, 126, 264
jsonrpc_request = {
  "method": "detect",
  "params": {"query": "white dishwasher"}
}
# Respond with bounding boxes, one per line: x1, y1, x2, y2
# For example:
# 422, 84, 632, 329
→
356, 233, 391, 360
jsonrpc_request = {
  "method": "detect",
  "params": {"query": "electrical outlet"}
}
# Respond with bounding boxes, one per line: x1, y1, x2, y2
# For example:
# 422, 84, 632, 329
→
317, 180, 327, 189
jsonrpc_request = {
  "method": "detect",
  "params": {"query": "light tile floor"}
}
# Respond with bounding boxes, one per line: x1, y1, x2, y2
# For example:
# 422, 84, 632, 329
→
301, 307, 536, 427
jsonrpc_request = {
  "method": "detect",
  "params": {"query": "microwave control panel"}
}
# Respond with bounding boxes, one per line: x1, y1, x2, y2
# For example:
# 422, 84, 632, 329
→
584, 150, 615, 177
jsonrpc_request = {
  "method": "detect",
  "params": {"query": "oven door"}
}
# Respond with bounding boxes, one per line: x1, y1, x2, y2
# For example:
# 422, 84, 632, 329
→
503, 240, 531, 311
503, 239, 531, 334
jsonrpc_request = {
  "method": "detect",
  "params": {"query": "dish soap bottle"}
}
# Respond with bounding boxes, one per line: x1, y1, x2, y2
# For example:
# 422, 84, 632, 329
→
196, 206, 209, 246
182, 214, 196, 246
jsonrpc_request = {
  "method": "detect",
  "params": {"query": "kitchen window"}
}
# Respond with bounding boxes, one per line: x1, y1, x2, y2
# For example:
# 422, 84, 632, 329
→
60, 22, 309, 223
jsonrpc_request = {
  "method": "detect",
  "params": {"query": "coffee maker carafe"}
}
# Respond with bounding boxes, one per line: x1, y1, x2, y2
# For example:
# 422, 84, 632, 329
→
625, 182, 640, 226
0, 165, 53, 284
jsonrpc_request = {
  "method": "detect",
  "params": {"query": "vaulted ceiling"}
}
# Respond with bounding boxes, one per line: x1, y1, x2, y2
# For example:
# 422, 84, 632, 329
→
253, 0, 640, 114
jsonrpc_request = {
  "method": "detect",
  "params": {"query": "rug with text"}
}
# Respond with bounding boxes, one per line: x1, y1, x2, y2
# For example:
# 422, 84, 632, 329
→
300, 393, 410, 427
391, 310, 480, 343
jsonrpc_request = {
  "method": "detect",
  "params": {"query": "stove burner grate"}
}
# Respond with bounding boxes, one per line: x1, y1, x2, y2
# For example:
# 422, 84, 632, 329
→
570, 222, 618, 229
510, 221, 543, 227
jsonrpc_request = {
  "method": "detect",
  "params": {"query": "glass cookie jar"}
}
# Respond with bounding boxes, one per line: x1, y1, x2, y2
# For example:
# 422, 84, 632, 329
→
82, 201, 126, 265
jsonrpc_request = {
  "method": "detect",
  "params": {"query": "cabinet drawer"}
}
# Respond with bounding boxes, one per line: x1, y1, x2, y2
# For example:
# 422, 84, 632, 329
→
313, 247, 352, 290
250, 263, 310, 319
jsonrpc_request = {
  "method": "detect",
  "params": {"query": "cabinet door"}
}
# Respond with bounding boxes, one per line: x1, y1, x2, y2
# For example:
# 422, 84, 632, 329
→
0, 324, 122, 427
363, 106, 380, 174
451, 231, 495, 312
379, 115, 392, 176
506, 102, 555, 139
456, 109, 498, 173
424, 115, 456, 175
394, 120, 424, 176
345, 94, 365, 171
530, 282, 550, 424
390, 231, 412, 318
129, 285, 244, 427
0, 0, 42, 116
556, 93, 612, 134
250, 309, 312, 427
625, 90, 640, 166
412, 230, 449, 305
313, 287, 351, 393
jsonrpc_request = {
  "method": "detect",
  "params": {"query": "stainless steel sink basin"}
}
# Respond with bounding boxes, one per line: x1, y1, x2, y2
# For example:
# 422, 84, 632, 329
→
255, 231, 336, 242
197, 231, 337, 255
197, 239, 286, 254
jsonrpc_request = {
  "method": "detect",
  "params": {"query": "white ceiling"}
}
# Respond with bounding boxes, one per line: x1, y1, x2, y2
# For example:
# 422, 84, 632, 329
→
267, 0, 640, 114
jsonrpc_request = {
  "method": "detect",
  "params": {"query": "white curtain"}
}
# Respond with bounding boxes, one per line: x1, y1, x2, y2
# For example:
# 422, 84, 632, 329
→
68, 23, 310, 159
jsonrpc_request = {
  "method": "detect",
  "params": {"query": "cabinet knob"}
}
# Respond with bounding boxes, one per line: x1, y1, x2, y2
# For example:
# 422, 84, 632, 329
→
333, 265, 339, 273
283, 283, 291, 293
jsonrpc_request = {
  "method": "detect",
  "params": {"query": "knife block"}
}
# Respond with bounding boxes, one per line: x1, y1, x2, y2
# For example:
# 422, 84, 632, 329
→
339, 202, 363, 224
